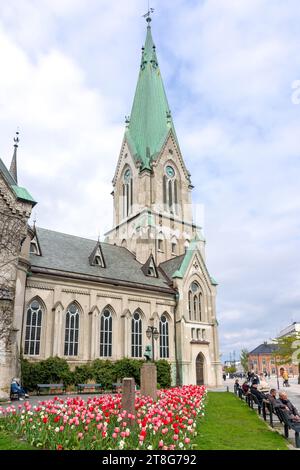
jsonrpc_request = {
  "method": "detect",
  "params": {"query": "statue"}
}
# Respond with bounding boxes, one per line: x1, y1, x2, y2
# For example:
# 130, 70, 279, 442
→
144, 344, 152, 361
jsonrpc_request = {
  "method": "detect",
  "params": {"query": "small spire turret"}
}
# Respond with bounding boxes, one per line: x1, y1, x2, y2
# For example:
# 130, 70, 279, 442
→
9, 128, 20, 183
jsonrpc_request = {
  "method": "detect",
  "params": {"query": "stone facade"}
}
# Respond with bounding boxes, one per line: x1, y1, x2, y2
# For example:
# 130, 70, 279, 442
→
0, 173, 34, 398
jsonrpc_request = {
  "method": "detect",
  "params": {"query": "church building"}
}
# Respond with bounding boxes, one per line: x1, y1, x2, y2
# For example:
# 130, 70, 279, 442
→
0, 17, 222, 398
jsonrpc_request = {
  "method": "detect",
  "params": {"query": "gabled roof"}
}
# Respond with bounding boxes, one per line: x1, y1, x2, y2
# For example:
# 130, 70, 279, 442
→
159, 254, 185, 281
159, 236, 217, 287
249, 343, 278, 355
30, 227, 174, 292
125, 22, 179, 169
88, 241, 105, 268
141, 254, 158, 278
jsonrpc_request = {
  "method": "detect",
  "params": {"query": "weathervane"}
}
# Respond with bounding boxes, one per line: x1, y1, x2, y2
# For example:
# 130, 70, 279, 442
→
14, 127, 20, 147
143, 1, 154, 23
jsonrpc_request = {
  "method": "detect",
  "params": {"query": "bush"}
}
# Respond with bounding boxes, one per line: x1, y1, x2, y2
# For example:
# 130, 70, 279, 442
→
21, 357, 72, 391
114, 358, 143, 386
72, 364, 93, 385
21, 358, 41, 391
21, 356, 172, 391
90, 360, 117, 388
156, 360, 171, 388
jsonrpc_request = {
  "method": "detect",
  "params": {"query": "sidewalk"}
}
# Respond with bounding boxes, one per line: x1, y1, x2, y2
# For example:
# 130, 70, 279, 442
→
224, 377, 300, 411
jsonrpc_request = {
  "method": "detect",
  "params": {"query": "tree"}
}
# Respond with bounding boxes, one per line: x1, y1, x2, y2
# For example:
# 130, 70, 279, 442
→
240, 349, 249, 373
272, 333, 300, 384
224, 365, 236, 375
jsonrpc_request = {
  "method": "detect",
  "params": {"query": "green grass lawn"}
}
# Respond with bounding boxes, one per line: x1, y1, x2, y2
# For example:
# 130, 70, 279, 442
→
0, 430, 35, 450
195, 392, 289, 450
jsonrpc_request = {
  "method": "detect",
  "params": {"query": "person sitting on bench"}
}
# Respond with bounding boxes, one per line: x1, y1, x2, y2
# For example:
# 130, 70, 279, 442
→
250, 382, 266, 403
11, 378, 28, 400
241, 381, 250, 395
277, 392, 300, 422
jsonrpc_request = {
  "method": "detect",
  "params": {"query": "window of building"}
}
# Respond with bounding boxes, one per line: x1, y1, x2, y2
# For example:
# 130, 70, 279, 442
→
188, 282, 203, 321
147, 259, 157, 277
24, 299, 43, 355
131, 311, 142, 358
171, 238, 177, 255
29, 236, 40, 256
123, 167, 133, 218
159, 315, 169, 358
100, 309, 112, 357
158, 238, 164, 252
163, 165, 179, 215
64, 303, 79, 356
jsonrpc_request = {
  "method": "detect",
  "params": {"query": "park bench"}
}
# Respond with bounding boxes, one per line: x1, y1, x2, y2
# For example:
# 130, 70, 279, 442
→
248, 393, 263, 416
37, 384, 66, 395
262, 400, 275, 427
76, 384, 103, 394
112, 382, 122, 393
275, 408, 300, 448
10, 390, 20, 401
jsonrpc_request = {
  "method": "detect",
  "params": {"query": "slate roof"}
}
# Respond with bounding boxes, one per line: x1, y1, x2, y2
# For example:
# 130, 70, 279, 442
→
159, 255, 185, 281
0, 158, 16, 186
30, 227, 175, 292
249, 343, 278, 355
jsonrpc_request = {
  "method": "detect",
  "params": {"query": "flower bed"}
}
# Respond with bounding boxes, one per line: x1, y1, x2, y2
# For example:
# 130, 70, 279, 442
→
0, 385, 206, 450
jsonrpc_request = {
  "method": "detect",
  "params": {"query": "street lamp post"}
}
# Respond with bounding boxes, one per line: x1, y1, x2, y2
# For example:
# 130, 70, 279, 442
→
146, 325, 159, 361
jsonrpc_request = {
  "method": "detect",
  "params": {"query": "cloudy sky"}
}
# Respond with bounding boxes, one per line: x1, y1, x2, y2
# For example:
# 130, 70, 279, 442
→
1, 0, 300, 361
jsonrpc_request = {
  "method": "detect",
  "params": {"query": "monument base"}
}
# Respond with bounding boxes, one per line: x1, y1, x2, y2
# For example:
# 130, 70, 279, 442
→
140, 362, 157, 401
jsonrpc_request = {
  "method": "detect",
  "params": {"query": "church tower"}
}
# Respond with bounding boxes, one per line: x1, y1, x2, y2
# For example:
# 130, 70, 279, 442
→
105, 16, 205, 264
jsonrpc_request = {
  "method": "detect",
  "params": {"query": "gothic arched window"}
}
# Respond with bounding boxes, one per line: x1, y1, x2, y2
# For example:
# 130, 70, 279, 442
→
159, 315, 169, 358
131, 311, 142, 358
100, 308, 112, 357
123, 168, 133, 218
188, 282, 203, 322
24, 299, 43, 355
163, 165, 178, 215
64, 303, 79, 356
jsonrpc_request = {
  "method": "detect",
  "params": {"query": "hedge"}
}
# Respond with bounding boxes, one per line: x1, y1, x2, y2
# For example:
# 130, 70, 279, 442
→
20, 357, 171, 391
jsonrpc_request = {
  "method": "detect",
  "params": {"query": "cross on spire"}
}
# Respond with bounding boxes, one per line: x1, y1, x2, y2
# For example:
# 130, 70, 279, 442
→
143, 2, 154, 24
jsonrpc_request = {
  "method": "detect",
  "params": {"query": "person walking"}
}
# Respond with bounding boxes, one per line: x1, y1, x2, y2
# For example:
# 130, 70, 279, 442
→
282, 370, 289, 387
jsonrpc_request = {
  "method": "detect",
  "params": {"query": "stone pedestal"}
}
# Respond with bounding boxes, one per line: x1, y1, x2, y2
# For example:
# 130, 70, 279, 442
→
122, 378, 135, 419
140, 363, 157, 401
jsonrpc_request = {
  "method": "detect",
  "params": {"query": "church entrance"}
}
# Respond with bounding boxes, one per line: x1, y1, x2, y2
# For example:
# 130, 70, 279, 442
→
196, 353, 205, 385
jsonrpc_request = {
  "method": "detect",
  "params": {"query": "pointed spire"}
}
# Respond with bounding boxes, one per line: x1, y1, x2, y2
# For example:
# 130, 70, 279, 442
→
125, 16, 179, 169
9, 129, 19, 183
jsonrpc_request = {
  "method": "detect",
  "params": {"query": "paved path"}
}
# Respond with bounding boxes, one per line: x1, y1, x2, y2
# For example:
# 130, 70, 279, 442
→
221, 377, 300, 411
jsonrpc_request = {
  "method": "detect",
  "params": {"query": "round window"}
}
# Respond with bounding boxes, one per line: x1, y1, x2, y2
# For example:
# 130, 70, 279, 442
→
165, 165, 175, 178
31, 300, 40, 310
103, 310, 110, 318
69, 304, 78, 314
191, 282, 199, 293
161, 315, 167, 323
134, 312, 140, 321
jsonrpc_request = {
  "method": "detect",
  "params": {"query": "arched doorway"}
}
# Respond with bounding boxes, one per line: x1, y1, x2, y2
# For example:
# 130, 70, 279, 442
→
196, 353, 205, 385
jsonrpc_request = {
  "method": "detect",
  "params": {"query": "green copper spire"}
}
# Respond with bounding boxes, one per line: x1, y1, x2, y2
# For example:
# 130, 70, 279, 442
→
125, 20, 178, 170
